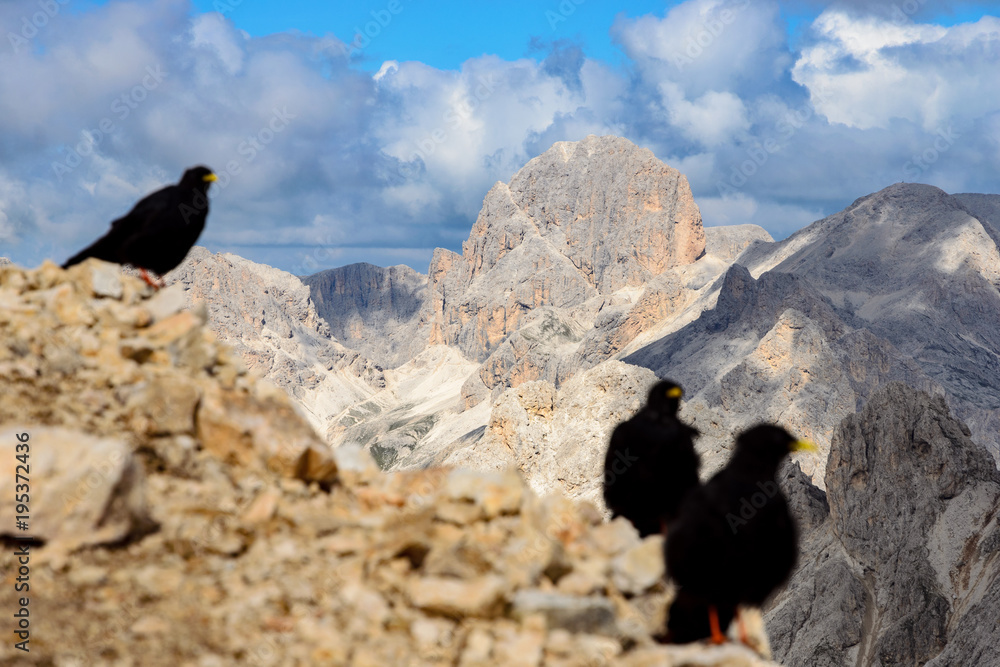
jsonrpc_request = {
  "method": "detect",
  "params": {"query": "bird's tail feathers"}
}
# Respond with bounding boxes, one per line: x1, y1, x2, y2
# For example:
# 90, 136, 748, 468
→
62, 234, 120, 269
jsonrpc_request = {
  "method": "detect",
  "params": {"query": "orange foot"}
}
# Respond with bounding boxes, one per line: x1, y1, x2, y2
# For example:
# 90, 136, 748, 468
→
139, 268, 164, 290
708, 605, 727, 645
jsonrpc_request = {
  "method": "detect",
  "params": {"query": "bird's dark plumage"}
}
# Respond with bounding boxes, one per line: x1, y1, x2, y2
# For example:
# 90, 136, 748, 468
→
664, 424, 814, 642
603, 379, 700, 538
62, 166, 217, 279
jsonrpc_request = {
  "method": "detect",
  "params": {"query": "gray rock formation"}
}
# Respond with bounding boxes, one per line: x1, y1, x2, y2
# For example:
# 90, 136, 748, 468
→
424, 134, 706, 367
0, 257, 10, 266
953, 192, 1000, 249
302, 262, 428, 368
765, 382, 1000, 666
628, 183, 1000, 475
167, 247, 385, 433
704, 224, 773, 263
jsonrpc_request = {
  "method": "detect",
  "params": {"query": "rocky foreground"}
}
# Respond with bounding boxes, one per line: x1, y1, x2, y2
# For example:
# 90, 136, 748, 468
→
0, 261, 778, 665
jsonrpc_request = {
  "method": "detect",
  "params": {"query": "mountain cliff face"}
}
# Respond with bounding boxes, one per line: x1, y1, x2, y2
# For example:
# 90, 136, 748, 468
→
291, 135, 744, 482
166, 247, 385, 434
766, 383, 1000, 666
627, 183, 1000, 483
0, 258, 782, 666
954, 192, 1000, 249
302, 262, 427, 368
423, 134, 705, 366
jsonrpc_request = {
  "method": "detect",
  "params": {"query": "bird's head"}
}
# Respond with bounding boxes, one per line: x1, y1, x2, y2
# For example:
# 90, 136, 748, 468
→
735, 424, 816, 467
646, 380, 685, 416
181, 165, 218, 189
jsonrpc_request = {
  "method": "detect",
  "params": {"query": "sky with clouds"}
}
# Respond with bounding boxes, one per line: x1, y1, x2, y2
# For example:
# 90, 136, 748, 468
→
0, 0, 997, 275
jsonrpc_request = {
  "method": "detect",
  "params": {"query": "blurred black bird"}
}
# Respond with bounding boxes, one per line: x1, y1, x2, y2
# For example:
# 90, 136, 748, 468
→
603, 379, 700, 538
664, 424, 815, 644
62, 166, 217, 288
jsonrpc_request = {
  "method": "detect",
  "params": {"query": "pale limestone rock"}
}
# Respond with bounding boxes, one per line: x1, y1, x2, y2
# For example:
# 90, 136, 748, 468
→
611, 536, 666, 595
703, 224, 774, 263
302, 262, 428, 368
408, 575, 508, 617
0, 426, 155, 553
168, 247, 385, 435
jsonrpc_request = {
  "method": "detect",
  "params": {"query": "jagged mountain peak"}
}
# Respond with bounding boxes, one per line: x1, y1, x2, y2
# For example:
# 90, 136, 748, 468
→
507, 134, 705, 292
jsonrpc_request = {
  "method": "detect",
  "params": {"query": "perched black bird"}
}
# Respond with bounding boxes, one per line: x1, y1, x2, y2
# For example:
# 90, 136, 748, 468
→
603, 379, 700, 538
63, 166, 217, 287
664, 424, 815, 644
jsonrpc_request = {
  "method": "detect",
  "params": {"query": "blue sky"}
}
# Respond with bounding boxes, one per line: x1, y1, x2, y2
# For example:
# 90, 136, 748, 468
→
1, 0, 998, 275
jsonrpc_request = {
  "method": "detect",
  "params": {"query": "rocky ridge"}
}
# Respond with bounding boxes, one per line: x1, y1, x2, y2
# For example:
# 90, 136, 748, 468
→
625, 183, 1000, 484
166, 247, 385, 435
0, 258, 779, 666
306, 137, 774, 484
765, 382, 1000, 666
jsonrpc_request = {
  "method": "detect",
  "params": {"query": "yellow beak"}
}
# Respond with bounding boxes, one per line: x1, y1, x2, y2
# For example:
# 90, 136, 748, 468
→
666, 387, 683, 399
792, 439, 817, 452
203, 173, 218, 182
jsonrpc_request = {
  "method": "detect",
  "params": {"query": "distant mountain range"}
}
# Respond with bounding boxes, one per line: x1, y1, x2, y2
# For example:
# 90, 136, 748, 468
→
163, 135, 1000, 665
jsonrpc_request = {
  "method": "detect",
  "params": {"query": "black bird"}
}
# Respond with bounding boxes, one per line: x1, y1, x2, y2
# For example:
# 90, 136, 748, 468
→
664, 424, 815, 644
603, 379, 700, 538
63, 166, 217, 287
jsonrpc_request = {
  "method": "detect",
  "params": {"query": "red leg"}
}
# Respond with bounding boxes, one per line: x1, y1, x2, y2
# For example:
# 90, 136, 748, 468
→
139, 268, 162, 290
708, 605, 727, 645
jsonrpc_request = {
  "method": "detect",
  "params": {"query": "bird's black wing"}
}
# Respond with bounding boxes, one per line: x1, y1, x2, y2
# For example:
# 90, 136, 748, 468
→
110, 185, 178, 237
62, 185, 176, 269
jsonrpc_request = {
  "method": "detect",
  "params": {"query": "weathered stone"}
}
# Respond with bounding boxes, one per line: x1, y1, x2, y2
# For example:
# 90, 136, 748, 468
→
766, 383, 1000, 666
0, 426, 155, 552
408, 575, 508, 617
611, 536, 665, 595
510, 590, 618, 636
88, 260, 125, 299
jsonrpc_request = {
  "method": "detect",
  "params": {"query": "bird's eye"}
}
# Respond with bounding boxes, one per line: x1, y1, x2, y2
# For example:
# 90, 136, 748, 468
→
666, 387, 683, 398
